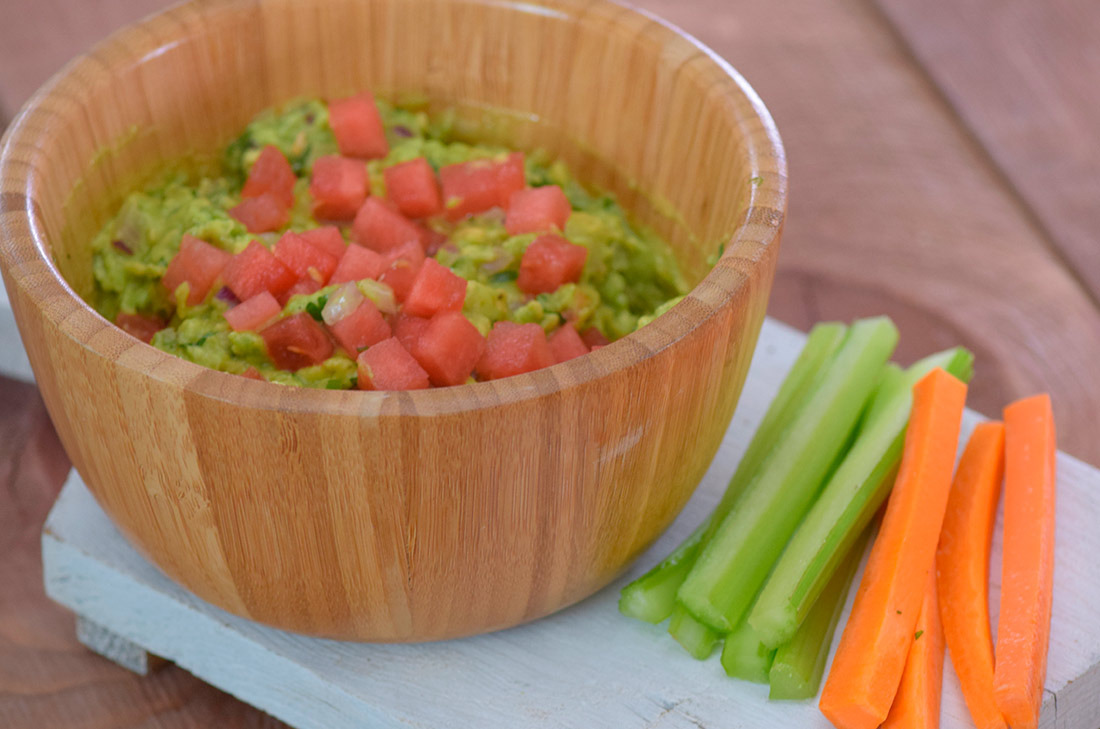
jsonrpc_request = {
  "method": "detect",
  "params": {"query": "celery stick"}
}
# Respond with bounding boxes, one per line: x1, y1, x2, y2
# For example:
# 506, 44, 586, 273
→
768, 527, 871, 700
721, 618, 776, 683
679, 317, 899, 631
668, 603, 721, 660
748, 346, 974, 647
619, 322, 848, 623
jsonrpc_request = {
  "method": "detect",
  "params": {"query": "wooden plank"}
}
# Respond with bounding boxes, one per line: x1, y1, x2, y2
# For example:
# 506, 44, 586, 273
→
75, 617, 165, 675
636, 0, 1100, 467
41, 318, 1100, 729
874, 0, 1100, 303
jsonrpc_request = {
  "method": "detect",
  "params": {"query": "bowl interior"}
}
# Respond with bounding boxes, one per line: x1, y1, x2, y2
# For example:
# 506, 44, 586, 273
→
21, 0, 778, 324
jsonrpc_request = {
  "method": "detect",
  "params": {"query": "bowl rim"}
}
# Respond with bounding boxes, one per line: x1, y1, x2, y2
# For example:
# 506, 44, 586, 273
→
0, 0, 787, 416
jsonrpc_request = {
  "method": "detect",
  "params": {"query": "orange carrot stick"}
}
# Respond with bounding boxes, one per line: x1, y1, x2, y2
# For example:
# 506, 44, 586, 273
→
819, 368, 966, 729
995, 394, 1057, 729
881, 570, 945, 729
937, 422, 1007, 729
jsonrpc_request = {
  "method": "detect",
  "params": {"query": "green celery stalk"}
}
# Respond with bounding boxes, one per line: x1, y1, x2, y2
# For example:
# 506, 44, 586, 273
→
767, 527, 871, 700
668, 603, 721, 660
748, 346, 974, 647
721, 618, 776, 683
619, 322, 848, 623
678, 317, 899, 631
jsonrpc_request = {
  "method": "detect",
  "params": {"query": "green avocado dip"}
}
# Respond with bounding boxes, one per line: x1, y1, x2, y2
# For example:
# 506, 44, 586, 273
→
89, 93, 688, 390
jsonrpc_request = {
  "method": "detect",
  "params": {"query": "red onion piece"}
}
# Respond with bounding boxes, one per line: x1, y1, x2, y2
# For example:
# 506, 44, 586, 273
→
215, 286, 240, 306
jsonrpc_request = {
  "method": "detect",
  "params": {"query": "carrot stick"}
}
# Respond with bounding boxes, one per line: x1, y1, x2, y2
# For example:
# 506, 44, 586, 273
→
995, 394, 1057, 729
819, 368, 966, 729
937, 422, 1007, 729
881, 570, 945, 729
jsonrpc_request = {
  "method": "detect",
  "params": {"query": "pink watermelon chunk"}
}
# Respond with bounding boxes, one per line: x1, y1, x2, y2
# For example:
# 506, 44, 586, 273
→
505, 185, 571, 235
476, 321, 553, 380
385, 157, 442, 218
357, 337, 430, 391
327, 299, 391, 356
162, 234, 232, 305
402, 259, 467, 318
224, 291, 282, 332
547, 322, 589, 363
414, 312, 486, 386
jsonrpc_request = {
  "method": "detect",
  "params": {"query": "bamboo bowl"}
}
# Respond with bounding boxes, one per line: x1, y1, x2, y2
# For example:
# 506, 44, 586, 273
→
0, 0, 786, 641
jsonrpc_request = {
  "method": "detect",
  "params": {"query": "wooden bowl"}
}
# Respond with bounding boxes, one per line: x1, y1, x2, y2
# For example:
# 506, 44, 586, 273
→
0, 0, 786, 641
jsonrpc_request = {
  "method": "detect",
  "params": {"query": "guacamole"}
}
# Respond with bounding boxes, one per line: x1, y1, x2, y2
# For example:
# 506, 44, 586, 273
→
90, 95, 688, 389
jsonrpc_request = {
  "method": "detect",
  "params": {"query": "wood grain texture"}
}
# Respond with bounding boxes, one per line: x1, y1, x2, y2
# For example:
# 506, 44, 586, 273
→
0, 376, 285, 729
0, 0, 787, 641
3, 0, 1100, 725
875, 0, 1100, 304
640, 0, 1100, 467
39, 320, 1100, 729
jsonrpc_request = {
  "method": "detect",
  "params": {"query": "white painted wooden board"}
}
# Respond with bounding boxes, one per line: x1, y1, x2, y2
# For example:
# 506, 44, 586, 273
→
0, 276, 34, 382
41, 318, 1100, 729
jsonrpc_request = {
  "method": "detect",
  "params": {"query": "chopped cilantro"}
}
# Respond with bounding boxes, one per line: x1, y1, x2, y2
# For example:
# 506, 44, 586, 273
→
914, 630, 924, 641
489, 270, 518, 284
305, 294, 329, 322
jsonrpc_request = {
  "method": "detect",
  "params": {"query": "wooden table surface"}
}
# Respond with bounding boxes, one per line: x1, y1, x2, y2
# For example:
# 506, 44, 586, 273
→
1, 0, 1097, 726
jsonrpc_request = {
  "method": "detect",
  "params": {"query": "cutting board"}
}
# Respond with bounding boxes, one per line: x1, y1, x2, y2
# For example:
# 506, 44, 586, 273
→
41, 318, 1100, 729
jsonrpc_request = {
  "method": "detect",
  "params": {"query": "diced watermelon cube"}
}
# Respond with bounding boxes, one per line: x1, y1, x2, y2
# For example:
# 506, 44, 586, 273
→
162, 234, 232, 305
352, 197, 424, 253
229, 193, 288, 234
384, 157, 442, 218
274, 232, 339, 285
357, 337, 430, 391
240, 367, 265, 381
548, 322, 589, 363
505, 185, 571, 235
439, 152, 525, 221
414, 312, 486, 386
517, 234, 588, 294
310, 155, 368, 220
327, 299, 391, 356
393, 312, 431, 356
383, 238, 426, 271
403, 259, 467, 318
580, 327, 610, 349
375, 238, 426, 302
329, 244, 385, 284
223, 240, 298, 301
114, 312, 165, 343
224, 291, 282, 332
242, 145, 296, 208
379, 263, 418, 303
476, 321, 553, 380
278, 278, 322, 306
298, 226, 347, 261
260, 312, 334, 371
495, 152, 526, 205
328, 93, 389, 160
